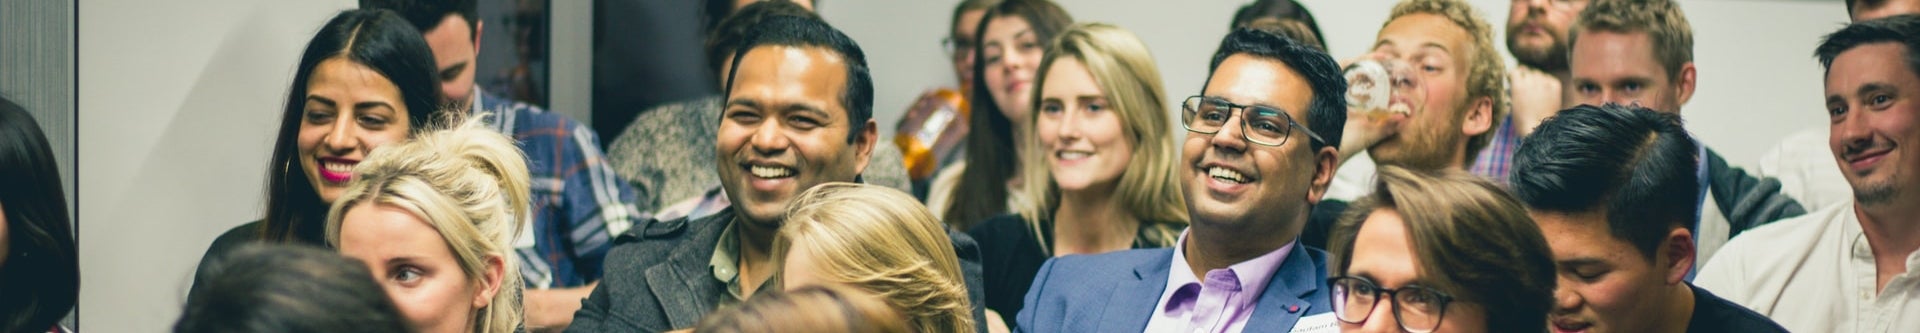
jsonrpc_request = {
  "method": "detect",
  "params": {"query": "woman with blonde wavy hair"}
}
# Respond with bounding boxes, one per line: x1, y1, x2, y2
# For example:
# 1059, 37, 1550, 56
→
326, 115, 529, 333
965, 22, 1188, 331
774, 183, 975, 333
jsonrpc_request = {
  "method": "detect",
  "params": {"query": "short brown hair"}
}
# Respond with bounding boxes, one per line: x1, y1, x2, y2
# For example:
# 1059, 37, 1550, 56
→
1328, 166, 1555, 333
1570, 0, 1695, 80
694, 284, 913, 333
1386, 0, 1510, 161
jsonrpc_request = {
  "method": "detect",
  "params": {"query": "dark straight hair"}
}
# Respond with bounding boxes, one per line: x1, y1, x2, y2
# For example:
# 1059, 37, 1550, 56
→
0, 96, 78, 333
260, 9, 442, 244
174, 243, 414, 333
1511, 103, 1699, 260
946, 0, 1073, 228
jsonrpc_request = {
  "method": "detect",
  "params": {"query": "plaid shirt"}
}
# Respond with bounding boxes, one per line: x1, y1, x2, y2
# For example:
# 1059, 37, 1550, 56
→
477, 90, 644, 288
1469, 113, 1518, 185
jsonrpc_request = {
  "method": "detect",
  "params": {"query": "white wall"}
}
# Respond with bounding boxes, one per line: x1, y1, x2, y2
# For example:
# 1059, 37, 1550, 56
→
823, 0, 1848, 166
78, 1, 353, 331
78, 0, 1846, 331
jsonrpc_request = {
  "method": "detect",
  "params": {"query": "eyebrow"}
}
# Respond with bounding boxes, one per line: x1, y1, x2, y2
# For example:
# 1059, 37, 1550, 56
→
307, 95, 336, 107
1859, 82, 1898, 97
439, 61, 468, 77
728, 98, 833, 117
1557, 257, 1609, 268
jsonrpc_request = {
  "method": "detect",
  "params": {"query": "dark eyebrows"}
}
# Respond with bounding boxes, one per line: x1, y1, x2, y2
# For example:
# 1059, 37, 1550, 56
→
439, 61, 469, 78
307, 95, 337, 107
1557, 257, 1610, 269
1859, 82, 1898, 97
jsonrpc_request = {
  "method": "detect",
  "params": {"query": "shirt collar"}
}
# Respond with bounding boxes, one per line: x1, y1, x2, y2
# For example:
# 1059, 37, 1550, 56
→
1165, 229, 1297, 299
710, 219, 744, 300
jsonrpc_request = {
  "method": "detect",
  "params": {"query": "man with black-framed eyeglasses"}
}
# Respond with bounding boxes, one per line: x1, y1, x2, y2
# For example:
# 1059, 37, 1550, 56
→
1324, 166, 1557, 333
1016, 26, 1345, 333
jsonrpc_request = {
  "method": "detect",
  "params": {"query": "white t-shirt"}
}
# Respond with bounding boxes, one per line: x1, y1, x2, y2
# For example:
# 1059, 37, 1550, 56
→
1697, 201, 1920, 332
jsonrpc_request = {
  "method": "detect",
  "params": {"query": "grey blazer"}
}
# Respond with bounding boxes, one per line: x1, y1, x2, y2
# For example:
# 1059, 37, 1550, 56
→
567, 209, 990, 332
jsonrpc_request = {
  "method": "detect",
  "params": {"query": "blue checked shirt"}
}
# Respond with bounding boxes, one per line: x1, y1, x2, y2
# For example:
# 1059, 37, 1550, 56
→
476, 90, 644, 289
1469, 113, 1518, 186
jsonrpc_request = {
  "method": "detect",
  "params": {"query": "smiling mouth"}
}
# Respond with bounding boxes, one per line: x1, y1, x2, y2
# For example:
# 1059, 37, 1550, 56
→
1551, 318, 1592, 333
748, 165, 795, 179
1056, 150, 1092, 160
318, 158, 356, 183
1207, 166, 1250, 184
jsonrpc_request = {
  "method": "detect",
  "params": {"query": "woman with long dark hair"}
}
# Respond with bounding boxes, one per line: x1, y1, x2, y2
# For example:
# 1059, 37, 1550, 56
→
192, 8, 443, 290
926, 0, 1074, 230
0, 96, 79, 333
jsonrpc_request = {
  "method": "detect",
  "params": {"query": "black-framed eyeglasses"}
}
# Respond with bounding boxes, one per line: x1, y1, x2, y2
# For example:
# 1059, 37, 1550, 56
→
1329, 276, 1454, 333
1180, 96, 1325, 147
941, 37, 976, 61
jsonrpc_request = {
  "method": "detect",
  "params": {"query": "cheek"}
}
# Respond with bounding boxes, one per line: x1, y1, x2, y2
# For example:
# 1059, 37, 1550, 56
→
296, 122, 328, 152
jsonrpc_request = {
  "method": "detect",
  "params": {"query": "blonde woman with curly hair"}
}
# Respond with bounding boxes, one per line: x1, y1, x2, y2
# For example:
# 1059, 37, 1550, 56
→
968, 22, 1188, 332
774, 182, 975, 333
327, 115, 529, 333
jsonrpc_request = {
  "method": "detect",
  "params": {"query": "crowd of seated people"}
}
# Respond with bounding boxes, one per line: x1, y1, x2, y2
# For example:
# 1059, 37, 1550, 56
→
132, 0, 1920, 332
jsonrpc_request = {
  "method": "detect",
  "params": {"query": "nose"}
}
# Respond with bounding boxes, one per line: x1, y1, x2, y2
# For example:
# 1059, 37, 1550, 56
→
1834, 104, 1873, 156
1208, 109, 1250, 153
1056, 108, 1083, 141
750, 117, 791, 155
1525, 0, 1546, 12
1553, 283, 1584, 313
322, 115, 357, 154
1355, 297, 1401, 333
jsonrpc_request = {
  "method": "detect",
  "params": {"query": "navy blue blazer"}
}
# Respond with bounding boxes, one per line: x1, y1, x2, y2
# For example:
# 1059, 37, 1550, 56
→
1015, 242, 1333, 332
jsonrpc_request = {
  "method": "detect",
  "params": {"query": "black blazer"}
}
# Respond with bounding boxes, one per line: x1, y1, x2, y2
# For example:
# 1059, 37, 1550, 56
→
568, 209, 991, 332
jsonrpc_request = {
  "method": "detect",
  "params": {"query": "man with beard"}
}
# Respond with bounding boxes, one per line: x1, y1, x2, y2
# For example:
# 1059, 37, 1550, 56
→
1478, 0, 1590, 184
1697, 14, 1920, 332
1310, 0, 1508, 249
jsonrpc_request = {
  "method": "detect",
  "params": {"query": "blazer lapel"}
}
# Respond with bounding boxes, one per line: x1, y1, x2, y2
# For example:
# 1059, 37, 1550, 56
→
1095, 250, 1174, 332
646, 216, 730, 329
1244, 244, 1326, 332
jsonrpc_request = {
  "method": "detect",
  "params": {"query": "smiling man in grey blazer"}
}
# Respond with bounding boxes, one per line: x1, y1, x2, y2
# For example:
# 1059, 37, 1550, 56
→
1016, 26, 1346, 333
567, 15, 986, 333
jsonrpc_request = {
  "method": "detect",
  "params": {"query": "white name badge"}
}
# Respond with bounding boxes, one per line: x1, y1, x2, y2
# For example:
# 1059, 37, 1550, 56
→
1290, 313, 1339, 333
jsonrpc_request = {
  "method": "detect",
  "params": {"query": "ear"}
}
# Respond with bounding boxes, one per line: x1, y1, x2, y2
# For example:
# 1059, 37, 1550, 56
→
852, 119, 878, 176
1661, 227, 1696, 285
1462, 96, 1495, 137
471, 20, 484, 55
1307, 145, 1339, 204
473, 254, 506, 309
1674, 62, 1697, 107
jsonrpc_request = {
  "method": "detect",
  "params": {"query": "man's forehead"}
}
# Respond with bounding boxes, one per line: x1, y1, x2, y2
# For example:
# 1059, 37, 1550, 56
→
1827, 43, 1919, 91
1379, 13, 1472, 54
729, 45, 849, 108
1207, 54, 1313, 113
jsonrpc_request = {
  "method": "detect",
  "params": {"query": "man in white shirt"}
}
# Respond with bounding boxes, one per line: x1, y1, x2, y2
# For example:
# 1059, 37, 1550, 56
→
1754, 0, 1920, 212
1696, 15, 1920, 332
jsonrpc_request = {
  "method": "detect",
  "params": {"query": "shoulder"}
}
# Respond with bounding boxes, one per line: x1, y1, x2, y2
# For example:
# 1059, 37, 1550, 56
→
968, 214, 1035, 243
1047, 248, 1172, 276
1689, 284, 1791, 333
604, 211, 730, 271
1697, 203, 1845, 297
204, 221, 265, 259
1713, 203, 1843, 262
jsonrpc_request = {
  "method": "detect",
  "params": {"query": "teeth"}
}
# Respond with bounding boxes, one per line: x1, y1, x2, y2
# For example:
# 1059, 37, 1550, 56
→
322, 161, 355, 173
751, 165, 794, 178
1209, 167, 1248, 183
1057, 151, 1091, 160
